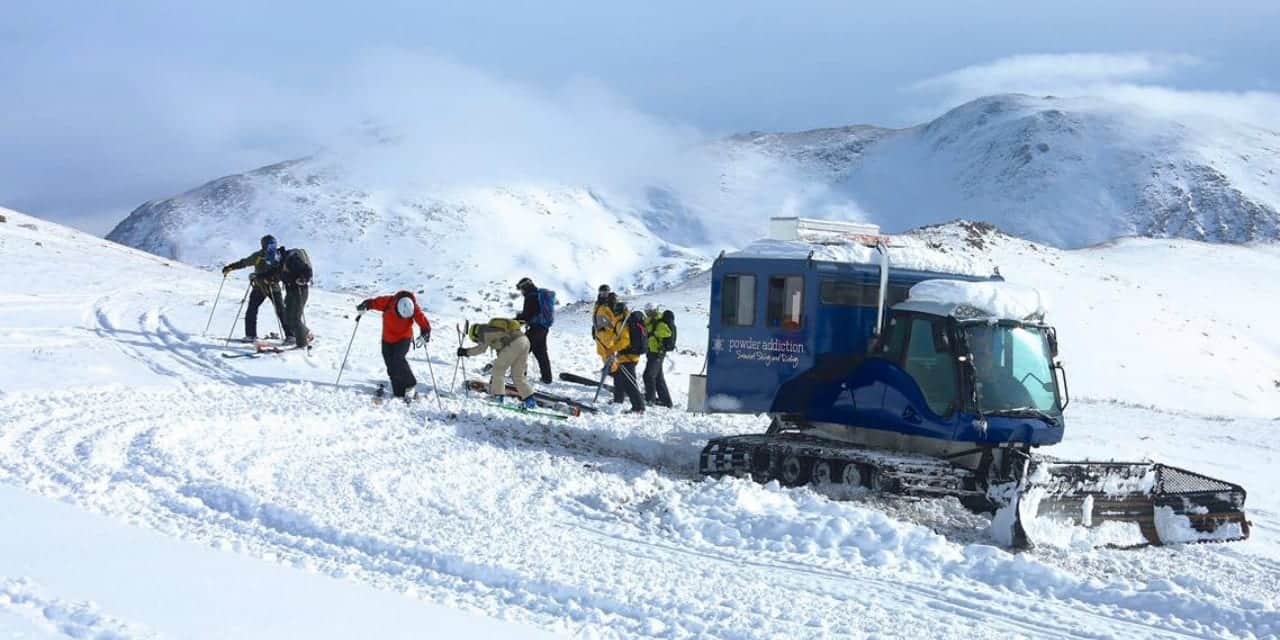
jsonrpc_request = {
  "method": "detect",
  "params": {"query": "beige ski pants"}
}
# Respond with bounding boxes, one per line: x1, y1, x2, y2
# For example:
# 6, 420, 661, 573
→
490, 335, 534, 399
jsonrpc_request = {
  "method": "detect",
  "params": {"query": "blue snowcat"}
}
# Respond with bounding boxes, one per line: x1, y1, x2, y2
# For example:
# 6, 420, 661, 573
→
695, 218, 1249, 547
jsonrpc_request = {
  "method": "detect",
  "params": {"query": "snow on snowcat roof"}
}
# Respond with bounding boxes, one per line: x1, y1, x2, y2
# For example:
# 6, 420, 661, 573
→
896, 279, 1047, 323
726, 238, 991, 276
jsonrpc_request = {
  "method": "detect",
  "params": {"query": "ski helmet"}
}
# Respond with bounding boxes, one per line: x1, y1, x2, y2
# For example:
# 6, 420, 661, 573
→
516, 276, 534, 292
395, 294, 415, 319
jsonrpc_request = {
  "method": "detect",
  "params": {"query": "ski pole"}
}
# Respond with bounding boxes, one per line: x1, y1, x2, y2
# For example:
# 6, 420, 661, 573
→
334, 313, 362, 387
204, 273, 227, 335
223, 282, 252, 345
593, 355, 615, 404
420, 335, 445, 410
454, 323, 471, 396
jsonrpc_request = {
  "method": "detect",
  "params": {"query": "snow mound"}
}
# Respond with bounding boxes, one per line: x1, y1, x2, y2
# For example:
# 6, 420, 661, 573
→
906, 279, 1047, 321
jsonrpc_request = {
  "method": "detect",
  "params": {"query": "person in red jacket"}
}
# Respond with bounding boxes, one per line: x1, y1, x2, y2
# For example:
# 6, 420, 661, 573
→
356, 291, 432, 401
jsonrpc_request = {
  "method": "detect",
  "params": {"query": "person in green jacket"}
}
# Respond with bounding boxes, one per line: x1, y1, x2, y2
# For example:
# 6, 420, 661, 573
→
642, 305, 674, 408
221, 234, 291, 341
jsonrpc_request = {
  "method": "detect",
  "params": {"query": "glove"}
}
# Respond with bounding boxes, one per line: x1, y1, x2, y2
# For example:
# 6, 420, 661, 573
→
456, 347, 469, 358
356, 300, 371, 312
221, 265, 232, 275
420, 329, 431, 343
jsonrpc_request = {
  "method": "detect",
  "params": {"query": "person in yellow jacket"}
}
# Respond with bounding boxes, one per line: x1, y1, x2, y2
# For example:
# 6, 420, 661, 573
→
642, 305, 674, 408
458, 318, 536, 408
594, 298, 645, 413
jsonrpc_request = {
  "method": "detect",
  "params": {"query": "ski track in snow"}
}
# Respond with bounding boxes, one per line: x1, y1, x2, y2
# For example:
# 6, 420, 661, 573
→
2, 207, 1279, 638
1, 382, 1277, 638
0, 577, 157, 639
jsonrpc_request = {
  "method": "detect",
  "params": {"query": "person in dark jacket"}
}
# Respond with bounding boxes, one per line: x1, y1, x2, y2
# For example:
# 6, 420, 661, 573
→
278, 245, 314, 348
514, 276, 553, 383
357, 291, 431, 400
221, 234, 291, 341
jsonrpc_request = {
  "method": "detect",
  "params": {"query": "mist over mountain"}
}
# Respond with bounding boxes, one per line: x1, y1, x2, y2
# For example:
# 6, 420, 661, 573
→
107, 94, 1280, 302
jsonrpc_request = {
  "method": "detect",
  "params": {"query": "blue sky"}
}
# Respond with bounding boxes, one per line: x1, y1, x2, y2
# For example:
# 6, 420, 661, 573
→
3, 0, 1278, 234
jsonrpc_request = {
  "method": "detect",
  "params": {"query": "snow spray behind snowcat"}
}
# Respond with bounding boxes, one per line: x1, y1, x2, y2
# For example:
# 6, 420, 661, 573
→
693, 218, 1249, 547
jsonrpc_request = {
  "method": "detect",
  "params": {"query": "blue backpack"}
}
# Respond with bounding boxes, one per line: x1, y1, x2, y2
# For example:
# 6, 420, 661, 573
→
532, 288, 556, 327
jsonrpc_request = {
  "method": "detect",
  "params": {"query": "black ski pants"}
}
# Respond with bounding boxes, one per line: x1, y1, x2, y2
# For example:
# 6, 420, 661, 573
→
382, 339, 417, 397
284, 283, 309, 348
612, 361, 644, 412
526, 325, 552, 383
245, 281, 290, 339
643, 353, 672, 407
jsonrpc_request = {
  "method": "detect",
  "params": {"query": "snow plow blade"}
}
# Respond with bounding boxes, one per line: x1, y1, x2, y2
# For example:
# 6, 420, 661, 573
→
1017, 461, 1250, 547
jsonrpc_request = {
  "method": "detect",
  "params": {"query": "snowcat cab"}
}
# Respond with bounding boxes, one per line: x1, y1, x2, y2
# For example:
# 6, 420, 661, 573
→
696, 218, 1250, 548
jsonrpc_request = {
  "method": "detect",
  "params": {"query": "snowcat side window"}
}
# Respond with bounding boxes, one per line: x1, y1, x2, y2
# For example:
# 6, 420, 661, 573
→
767, 276, 804, 330
878, 316, 908, 361
903, 317, 958, 416
819, 279, 865, 306
721, 274, 756, 326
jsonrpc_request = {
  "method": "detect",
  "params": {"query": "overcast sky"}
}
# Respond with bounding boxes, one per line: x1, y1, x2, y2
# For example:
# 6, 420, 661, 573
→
3, 0, 1278, 235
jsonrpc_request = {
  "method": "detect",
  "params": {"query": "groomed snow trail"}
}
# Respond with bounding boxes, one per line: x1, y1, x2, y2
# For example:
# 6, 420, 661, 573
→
1, 385, 1275, 639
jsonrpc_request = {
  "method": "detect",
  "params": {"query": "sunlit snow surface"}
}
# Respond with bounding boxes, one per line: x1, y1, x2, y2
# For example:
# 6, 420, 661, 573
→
2, 206, 1279, 638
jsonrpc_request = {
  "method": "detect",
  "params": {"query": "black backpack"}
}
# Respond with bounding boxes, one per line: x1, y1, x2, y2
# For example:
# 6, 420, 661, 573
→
625, 312, 647, 356
283, 248, 313, 282
661, 310, 677, 352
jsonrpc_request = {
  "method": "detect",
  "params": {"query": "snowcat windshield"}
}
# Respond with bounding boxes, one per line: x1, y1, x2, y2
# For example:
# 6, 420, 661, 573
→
963, 324, 1060, 415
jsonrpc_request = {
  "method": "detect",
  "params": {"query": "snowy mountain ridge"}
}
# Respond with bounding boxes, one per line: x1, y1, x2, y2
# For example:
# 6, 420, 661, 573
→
734, 94, 1280, 246
104, 93, 1280, 311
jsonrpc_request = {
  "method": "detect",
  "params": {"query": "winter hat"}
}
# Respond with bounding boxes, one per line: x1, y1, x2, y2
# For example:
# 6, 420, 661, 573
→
516, 277, 535, 292
395, 293, 415, 319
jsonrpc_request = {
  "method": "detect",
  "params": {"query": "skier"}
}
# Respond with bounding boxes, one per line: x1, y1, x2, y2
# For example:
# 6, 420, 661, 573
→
597, 306, 646, 413
220, 234, 292, 342
277, 244, 314, 349
642, 305, 675, 408
457, 318, 536, 408
592, 291, 624, 397
513, 277, 555, 384
357, 291, 431, 401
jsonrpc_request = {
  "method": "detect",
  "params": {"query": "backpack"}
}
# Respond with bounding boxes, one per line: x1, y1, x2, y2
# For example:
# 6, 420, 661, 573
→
624, 313, 647, 356
283, 248, 313, 281
531, 289, 556, 328
661, 310, 677, 352
488, 318, 524, 336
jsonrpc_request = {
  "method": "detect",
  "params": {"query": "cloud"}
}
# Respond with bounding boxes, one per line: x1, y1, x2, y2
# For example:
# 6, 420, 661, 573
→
913, 52, 1200, 96
909, 52, 1280, 131
0, 43, 862, 245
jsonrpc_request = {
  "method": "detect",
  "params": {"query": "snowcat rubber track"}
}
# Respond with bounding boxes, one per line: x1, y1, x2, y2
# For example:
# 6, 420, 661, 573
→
699, 433, 982, 498
1024, 461, 1250, 546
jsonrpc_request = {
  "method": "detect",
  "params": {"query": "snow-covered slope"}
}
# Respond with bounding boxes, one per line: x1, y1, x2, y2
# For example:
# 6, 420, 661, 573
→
6, 205, 1280, 637
736, 94, 1280, 247
105, 157, 716, 307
